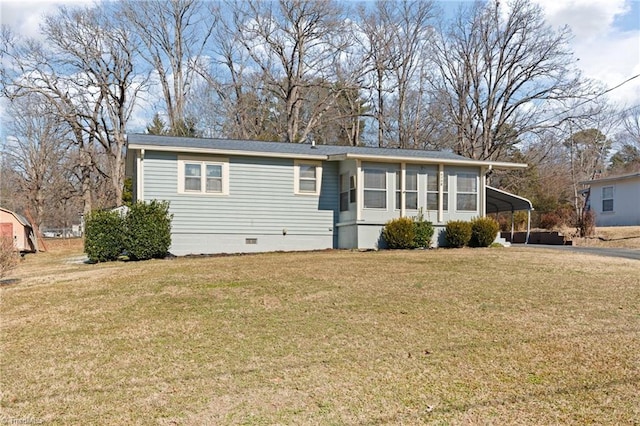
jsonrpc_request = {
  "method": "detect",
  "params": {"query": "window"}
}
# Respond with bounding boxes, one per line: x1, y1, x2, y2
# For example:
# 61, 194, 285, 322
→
294, 160, 322, 195
363, 168, 387, 209
395, 169, 418, 210
456, 173, 477, 211
340, 173, 349, 211
184, 163, 202, 191
350, 175, 356, 203
206, 164, 223, 192
427, 171, 448, 211
178, 157, 229, 195
602, 186, 614, 212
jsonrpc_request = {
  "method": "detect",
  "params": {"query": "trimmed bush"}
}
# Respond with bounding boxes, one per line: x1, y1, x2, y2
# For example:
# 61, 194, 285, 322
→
445, 220, 472, 248
470, 216, 500, 247
413, 212, 434, 249
382, 217, 415, 249
84, 210, 125, 262
123, 200, 172, 260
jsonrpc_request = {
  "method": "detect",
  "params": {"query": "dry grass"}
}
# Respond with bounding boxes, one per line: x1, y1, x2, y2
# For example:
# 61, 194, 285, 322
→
1, 243, 639, 425
572, 226, 640, 249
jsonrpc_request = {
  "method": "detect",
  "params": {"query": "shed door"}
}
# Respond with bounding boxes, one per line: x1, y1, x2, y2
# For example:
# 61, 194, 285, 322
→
0, 223, 12, 239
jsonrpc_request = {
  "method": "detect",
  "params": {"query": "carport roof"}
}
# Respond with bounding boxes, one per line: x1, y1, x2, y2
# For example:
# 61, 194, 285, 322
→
486, 186, 533, 213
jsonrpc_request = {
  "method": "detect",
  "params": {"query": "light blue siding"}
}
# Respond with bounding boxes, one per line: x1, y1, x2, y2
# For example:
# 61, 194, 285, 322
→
141, 151, 339, 254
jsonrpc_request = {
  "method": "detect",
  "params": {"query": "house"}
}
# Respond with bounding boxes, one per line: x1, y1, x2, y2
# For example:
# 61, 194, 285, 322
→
581, 172, 640, 226
125, 134, 531, 255
0, 207, 38, 253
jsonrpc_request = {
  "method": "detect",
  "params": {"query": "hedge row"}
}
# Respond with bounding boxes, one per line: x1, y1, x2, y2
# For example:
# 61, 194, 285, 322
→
84, 200, 173, 263
382, 212, 435, 249
445, 217, 500, 248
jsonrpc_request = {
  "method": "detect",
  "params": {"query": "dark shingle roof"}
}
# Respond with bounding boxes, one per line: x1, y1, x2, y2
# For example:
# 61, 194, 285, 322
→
127, 134, 469, 162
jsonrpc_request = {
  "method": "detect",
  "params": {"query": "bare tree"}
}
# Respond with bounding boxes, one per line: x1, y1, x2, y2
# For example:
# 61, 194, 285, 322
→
41, 6, 143, 206
119, 0, 218, 134
432, 0, 583, 160
1, 29, 96, 214
234, 0, 352, 143
357, 0, 437, 148
3, 94, 70, 232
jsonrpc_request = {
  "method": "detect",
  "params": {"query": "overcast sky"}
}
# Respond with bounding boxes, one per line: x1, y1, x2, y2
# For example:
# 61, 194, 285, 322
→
1, 0, 639, 108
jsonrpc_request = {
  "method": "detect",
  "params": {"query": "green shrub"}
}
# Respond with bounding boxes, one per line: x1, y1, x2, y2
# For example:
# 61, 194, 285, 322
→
123, 200, 173, 260
445, 220, 472, 248
413, 211, 434, 249
84, 210, 125, 262
382, 217, 416, 249
470, 217, 500, 247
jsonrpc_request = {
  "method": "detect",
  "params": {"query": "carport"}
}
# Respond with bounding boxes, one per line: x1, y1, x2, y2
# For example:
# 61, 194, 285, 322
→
486, 186, 534, 244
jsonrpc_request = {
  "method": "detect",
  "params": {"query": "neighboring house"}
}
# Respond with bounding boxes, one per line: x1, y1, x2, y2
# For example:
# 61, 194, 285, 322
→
581, 172, 640, 226
125, 134, 531, 255
0, 207, 38, 253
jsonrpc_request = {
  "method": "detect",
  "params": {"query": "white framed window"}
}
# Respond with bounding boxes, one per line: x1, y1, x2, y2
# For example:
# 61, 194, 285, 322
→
340, 173, 350, 212
427, 171, 448, 211
395, 169, 418, 210
602, 186, 614, 212
294, 160, 322, 195
178, 156, 229, 195
456, 172, 477, 211
363, 168, 387, 209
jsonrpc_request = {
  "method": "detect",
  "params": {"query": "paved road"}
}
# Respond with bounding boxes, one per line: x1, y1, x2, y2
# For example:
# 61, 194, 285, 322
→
513, 244, 640, 261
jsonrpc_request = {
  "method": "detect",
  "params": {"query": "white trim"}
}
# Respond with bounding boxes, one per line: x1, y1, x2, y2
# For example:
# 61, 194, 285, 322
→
294, 160, 322, 196
328, 153, 527, 169
480, 167, 487, 217
400, 163, 406, 217
128, 143, 327, 161
127, 143, 528, 169
438, 165, 444, 223
580, 172, 640, 185
177, 155, 229, 196
356, 160, 362, 221
137, 149, 144, 202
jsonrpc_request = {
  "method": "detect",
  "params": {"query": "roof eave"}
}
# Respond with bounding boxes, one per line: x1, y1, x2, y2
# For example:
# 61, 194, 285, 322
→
127, 143, 328, 161
328, 153, 527, 168
580, 172, 640, 185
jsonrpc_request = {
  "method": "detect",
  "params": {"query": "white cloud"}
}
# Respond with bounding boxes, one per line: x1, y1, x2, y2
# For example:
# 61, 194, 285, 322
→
0, 0, 93, 39
533, 0, 630, 38
532, 0, 640, 106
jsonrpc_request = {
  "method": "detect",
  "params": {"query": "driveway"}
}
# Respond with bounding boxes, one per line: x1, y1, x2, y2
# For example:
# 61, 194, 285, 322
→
514, 244, 640, 261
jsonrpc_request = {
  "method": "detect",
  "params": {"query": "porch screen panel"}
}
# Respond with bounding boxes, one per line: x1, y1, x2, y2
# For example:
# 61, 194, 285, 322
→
364, 168, 387, 209
395, 169, 418, 210
456, 173, 477, 211
427, 171, 448, 211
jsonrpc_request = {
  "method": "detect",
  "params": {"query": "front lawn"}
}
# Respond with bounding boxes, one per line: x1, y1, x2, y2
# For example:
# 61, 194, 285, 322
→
1, 246, 639, 424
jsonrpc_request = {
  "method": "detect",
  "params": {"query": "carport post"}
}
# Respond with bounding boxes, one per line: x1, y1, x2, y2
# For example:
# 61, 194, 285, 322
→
525, 210, 531, 244
510, 210, 514, 243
